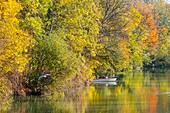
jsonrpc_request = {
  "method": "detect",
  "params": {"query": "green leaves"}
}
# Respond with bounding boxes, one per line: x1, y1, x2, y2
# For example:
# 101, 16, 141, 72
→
28, 33, 80, 92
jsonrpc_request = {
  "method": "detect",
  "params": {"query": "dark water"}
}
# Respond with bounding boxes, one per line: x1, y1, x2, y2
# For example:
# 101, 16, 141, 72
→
3, 70, 170, 113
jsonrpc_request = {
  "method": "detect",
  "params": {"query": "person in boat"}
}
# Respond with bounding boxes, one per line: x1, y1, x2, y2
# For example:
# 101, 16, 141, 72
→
99, 75, 107, 79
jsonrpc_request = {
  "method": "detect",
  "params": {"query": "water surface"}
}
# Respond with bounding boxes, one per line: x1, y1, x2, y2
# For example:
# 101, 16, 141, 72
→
4, 70, 170, 113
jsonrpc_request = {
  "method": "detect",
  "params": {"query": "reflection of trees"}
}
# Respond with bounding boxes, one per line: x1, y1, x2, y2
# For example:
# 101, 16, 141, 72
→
56, 70, 168, 113
84, 71, 169, 113
115, 71, 159, 113
7, 71, 170, 113
8, 96, 55, 113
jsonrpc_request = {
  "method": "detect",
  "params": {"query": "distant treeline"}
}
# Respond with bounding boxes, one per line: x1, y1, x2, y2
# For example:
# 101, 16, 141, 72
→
0, 0, 170, 98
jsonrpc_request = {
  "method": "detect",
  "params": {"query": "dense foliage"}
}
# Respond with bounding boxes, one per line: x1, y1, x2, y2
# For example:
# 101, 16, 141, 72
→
0, 0, 170, 99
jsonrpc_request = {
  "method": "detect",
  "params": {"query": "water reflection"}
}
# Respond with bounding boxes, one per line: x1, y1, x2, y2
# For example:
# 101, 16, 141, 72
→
5, 70, 170, 113
90, 81, 117, 86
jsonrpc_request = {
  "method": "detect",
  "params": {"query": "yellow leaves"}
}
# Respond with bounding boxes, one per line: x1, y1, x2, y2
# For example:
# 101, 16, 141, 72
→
161, 27, 168, 35
53, 0, 102, 79
0, 0, 22, 20
118, 39, 130, 56
124, 7, 142, 36
59, 0, 71, 5
0, 0, 34, 75
56, 0, 101, 54
130, 7, 143, 23
114, 39, 131, 71
80, 57, 101, 80
158, 36, 170, 52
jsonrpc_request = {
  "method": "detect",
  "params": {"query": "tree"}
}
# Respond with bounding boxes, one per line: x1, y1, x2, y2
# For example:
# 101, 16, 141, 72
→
55, 0, 102, 80
19, 0, 102, 95
153, 1, 170, 66
124, 6, 145, 69
134, 2, 159, 64
0, 0, 33, 95
96, 0, 131, 73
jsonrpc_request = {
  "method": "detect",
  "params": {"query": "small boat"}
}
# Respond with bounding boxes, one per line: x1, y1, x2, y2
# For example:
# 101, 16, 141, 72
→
38, 74, 51, 80
91, 76, 118, 82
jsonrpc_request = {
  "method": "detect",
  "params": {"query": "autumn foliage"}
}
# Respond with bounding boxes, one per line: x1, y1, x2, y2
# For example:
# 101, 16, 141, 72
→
0, 0, 170, 97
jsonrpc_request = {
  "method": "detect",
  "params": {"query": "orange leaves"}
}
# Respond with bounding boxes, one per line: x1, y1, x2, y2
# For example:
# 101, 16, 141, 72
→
135, 2, 158, 50
110, 38, 131, 71
147, 28, 158, 47
145, 12, 158, 48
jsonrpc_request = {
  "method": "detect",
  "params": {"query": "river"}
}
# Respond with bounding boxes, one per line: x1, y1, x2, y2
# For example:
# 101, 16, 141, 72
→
3, 69, 170, 113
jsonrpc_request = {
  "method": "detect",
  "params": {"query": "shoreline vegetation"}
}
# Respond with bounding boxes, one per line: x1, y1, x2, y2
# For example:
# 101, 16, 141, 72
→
0, 0, 170, 108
